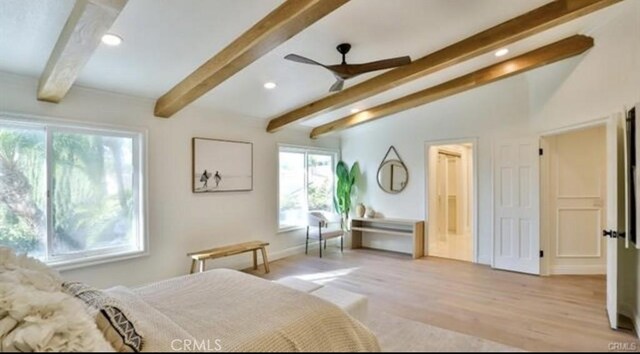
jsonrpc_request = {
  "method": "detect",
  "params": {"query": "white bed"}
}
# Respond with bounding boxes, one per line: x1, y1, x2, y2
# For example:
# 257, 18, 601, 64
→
106, 269, 380, 352
0, 247, 379, 352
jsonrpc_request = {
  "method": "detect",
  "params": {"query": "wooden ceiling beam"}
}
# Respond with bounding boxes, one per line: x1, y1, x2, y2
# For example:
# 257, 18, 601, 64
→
267, 0, 621, 132
154, 0, 349, 118
38, 0, 128, 103
310, 35, 594, 138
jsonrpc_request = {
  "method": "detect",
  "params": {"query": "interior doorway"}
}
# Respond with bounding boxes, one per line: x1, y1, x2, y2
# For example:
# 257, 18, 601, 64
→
540, 124, 608, 275
426, 140, 476, 262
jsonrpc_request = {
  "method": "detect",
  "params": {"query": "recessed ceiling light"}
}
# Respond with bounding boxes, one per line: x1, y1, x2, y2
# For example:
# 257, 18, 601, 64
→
101, 33, 123, 46
494, 48, 509, 57
350, 108, 361, 114
264, 82, 277, 89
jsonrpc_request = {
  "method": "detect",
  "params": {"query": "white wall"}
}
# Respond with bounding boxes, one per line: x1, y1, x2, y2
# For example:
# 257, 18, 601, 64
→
0, 72, 339, 289
341, 0, 640, 266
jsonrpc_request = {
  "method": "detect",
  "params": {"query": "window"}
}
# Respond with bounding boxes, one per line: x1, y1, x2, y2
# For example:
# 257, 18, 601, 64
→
278, 145, 337, 230
0, 116, 146, 268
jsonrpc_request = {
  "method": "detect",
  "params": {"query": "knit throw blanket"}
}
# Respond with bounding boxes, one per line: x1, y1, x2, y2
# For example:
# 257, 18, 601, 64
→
107, 269, 380, 352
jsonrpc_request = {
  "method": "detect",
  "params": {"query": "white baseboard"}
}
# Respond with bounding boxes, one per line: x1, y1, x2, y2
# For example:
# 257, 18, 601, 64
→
549, 264, 606, 275
477, 255, 491, 265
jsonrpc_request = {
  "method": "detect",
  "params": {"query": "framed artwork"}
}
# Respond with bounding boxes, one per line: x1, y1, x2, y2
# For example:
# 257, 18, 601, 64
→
192, 137, 253, 193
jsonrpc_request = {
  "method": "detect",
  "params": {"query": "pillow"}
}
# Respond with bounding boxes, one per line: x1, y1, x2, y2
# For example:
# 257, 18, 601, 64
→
308, 211, 328, 227
0, 247, 62, 292
0, 282, 115, 352
0, 247, 113, 352
63, 282, 143, 352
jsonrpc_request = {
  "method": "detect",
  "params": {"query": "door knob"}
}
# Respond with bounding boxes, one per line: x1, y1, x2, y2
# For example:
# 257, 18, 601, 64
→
602, 229, 617, 238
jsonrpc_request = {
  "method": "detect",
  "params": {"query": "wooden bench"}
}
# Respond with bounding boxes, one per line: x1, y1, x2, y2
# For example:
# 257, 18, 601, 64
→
187, 241, 270, 274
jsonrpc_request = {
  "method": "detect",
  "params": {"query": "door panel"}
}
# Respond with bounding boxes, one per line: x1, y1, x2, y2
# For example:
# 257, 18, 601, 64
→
548, 126, 607, 274
493, 138, 540, 274
605, 114, 625, 329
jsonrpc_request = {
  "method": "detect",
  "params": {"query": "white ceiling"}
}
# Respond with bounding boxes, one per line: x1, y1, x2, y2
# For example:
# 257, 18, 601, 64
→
0, 0, 629, 127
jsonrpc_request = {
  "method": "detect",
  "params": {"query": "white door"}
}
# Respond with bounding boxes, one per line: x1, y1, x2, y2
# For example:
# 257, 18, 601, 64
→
493, 138, 540, 274
547, 126, 607, 275
604, 114, 625, 329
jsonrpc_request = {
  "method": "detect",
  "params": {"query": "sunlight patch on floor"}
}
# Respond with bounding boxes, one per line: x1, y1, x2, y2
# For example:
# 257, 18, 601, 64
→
291, 267, 359, 285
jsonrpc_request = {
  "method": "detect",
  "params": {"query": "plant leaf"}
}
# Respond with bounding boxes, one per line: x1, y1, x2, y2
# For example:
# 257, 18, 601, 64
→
335, 160, 358, 216
349, 162, 359, 186
336, 161, 349, 181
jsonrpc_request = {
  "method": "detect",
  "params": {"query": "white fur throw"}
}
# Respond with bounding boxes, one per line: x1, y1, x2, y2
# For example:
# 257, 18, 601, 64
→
0, 247, 114, 352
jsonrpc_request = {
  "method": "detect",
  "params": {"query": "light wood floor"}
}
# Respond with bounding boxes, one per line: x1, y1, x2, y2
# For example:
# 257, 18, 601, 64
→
245, 248, 638, 352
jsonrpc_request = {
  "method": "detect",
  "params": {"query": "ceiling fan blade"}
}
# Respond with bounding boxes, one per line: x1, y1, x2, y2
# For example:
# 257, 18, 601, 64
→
348, 56, 412, 75
284, 54, 326, 67
329, 79, 344, 92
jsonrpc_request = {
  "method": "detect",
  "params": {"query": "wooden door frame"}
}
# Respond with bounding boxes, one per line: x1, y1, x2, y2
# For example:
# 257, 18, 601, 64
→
424, 137, 479, 263
538, 117, 609, 276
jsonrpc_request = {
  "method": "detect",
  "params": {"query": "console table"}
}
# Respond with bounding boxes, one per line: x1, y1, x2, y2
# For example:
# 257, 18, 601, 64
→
350, 217, 425, 259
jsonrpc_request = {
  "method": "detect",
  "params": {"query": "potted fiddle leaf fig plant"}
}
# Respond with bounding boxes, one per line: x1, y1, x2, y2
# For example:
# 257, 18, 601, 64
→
334, 161, 359, 231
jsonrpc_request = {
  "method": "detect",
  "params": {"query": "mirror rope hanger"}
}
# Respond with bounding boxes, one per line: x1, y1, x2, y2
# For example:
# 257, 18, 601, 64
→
379, 145, 407, 169
377, 145, 409, 194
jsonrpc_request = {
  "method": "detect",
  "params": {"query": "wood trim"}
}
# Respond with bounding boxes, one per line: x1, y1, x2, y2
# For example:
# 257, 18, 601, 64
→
37, 0, 128, 103
154, 0, 349, 118
266, 0, 620, 132
310, 35, 594, 138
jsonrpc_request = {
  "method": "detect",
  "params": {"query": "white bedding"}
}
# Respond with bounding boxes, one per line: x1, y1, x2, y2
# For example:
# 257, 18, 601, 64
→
106, 269, 380, 352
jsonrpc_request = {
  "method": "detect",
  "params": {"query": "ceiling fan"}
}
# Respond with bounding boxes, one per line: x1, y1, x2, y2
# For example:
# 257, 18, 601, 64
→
284, 43, 412, 92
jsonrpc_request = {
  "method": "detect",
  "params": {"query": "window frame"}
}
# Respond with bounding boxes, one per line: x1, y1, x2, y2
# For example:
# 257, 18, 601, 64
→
0, 112, 148, 270
277, 144, 339, 233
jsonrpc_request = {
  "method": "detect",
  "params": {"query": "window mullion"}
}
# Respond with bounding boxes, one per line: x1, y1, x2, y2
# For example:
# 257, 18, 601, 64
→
332, 154, 336, 213
45, 127, 54, 262
304, 152, 309, 214
131, 135, 140, 250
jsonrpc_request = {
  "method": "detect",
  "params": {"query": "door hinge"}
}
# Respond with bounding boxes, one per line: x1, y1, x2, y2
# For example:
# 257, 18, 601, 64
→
540, 250, 544, 258
539, 148, 544, 156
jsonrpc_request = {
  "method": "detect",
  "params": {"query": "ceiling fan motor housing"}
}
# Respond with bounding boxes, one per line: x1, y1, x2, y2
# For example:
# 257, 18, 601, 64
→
336, 43, 351, 64
336, 43, 352, 54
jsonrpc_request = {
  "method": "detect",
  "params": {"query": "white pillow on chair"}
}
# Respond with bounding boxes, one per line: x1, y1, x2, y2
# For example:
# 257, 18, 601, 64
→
307, 211, 328, 228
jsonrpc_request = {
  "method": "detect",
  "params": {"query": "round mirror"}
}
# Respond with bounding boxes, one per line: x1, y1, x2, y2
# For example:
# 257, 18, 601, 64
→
377, 159, 408, 194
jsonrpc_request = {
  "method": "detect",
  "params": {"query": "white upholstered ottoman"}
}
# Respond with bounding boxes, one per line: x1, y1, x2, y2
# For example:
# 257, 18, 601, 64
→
275, 276, 368, 322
